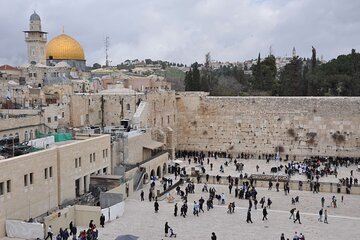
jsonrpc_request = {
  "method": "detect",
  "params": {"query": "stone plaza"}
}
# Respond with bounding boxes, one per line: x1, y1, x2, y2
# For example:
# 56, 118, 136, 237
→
95, 157, 360, 240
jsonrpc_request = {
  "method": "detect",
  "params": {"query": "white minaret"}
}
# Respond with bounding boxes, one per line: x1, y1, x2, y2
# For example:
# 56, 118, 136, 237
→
24, 11, 47, 65
292, 47, 297, 58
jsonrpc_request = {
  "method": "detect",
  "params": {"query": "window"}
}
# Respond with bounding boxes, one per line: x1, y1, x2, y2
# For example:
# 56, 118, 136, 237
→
79, 157, 82, 167
0, 182, 4, 195
161, 117, 164, 126
30, 173, 33, 185
126, 104, 130, 111
168, 115, 170, 124
47, 117, 51, 123
49, 167, 53, 178
25, 131, 29, 141
24, 174, 28, 187
54, 116, 58, 122
153, 118, 156, 125
75, 158, 78, 168
6, 180, 10, 193
62, 112, 65, 118
103, 167, 107, 174
106, 149, 108, 158
44, 168, 48, 179
90, 154, 92, 163
93, 153, 96, 162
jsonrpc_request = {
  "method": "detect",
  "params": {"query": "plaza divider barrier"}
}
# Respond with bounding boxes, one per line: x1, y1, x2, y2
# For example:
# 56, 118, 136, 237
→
101, 201, 125, 222
6, 220, 44, 239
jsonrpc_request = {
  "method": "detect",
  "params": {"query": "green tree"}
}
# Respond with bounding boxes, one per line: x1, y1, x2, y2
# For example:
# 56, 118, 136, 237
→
251, 54, 276, 92
184, 62, 201, 91
279, 56, 304, 95
200, 52, 212, 92
92, 63, 101, 69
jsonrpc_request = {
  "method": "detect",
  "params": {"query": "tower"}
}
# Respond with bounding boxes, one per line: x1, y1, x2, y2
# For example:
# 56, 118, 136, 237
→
292, 47, 297, 58
24, 11, 47, 65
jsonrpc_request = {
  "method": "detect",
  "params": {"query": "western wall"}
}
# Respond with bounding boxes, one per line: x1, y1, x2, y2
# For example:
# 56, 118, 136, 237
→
175, 92, 360, 160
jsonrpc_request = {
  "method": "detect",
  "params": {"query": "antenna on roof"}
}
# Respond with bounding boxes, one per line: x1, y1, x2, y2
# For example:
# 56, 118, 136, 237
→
62, 26, 64, 34
105, 36, 110, 67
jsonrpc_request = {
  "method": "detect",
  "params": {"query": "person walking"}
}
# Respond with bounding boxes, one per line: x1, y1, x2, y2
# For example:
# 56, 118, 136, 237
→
199, 197, 205, 213
318, 208, 323, 222
294, 210, 301, 224
164, 222, 170, 237
154, 200, 159, 213
211, 232, 217, 240
140, 190, 144, 201
174, 203, 178, 217
267, 198, 272, 208
262, 207, 268, 220
324, 209, 328, 224
246, 209, 253, 223
280, 233, 285, 240
289, 208, 296, 220
45, 225, 53, 240
100, 213, 105, 227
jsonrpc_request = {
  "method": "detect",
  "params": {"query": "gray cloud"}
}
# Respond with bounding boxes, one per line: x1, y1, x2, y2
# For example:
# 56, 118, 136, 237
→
1, 0, 359, 66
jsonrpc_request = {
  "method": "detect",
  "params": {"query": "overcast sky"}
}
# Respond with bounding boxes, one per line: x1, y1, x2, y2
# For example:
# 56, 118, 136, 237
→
1, 0, 359, 66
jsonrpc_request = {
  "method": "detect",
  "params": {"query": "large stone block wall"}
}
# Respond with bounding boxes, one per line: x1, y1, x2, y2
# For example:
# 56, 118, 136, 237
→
146, 91, 178, 158
70, 93, 146, 128
176, 94, 360, 159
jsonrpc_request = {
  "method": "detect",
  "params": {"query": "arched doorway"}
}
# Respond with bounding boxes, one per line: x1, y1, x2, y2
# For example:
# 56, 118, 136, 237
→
157, 166, 161, 178
163, 163, 167, 175
143, 173, 149, 184
150, 169, 155, 178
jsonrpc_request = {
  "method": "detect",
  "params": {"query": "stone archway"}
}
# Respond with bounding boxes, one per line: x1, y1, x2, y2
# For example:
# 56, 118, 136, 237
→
156, 166, 161, 178
143, 173, 149, 184
150, 169, 155, 178
163, 163, 167, 175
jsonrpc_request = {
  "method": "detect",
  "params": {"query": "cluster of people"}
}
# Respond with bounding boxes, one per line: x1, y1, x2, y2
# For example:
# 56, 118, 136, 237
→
318, 208, 329, 224
289, 208, 302, 224
280, 232, 306, 240
45, 220, 99, 240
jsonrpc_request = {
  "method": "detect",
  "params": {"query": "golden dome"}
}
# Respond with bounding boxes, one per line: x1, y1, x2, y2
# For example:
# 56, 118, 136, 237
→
46, 34, 85, 60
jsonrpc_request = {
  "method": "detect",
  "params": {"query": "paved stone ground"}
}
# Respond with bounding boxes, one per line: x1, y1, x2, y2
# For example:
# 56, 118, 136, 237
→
97, 158, 360, 240
4, 158, 358, 240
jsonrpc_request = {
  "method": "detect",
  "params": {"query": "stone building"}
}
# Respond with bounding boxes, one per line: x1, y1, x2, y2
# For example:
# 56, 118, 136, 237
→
0, 134, 110, 237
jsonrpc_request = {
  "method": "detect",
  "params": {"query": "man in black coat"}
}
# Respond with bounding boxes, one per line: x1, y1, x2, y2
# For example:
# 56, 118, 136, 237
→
100, 213, 105, 228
